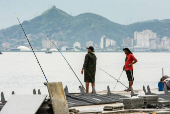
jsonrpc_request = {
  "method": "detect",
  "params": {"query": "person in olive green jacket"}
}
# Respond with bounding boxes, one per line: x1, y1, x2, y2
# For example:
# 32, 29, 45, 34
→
81, 46, 97, 93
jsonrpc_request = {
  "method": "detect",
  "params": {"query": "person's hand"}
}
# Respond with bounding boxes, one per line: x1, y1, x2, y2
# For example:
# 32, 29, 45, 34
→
81, 69, 84, 74
123, 66, 125, 70
128, 63, 132, 66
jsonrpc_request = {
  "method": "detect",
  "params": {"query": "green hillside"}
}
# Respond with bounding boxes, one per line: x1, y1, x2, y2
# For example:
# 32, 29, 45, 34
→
126, 19, 170, 38
1, 6, 170, 47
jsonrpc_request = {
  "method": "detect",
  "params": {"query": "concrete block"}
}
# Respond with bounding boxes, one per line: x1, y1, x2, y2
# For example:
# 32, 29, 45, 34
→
123, 97, 144, 109
151, 111, 170, 114
138, 95, 158, 101
158, 100, 170, 105
145, 100, 159, 105
158, 94, 170, 101
103, 106, 113, 111
69, 108, 79, 113
103, 105, 124, 111
112, 105, 124, 110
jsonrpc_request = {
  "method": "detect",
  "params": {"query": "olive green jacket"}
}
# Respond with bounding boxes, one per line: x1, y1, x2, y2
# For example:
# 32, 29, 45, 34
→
83, 52, 97, 74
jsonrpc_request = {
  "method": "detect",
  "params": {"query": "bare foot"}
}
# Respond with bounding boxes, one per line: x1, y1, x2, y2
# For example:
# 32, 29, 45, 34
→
127, 88, 131, 91
124, 89, 128, 91
124, 88, 131, 92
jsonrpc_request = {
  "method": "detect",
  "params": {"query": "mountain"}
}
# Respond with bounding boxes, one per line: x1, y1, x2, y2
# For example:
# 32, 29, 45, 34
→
1, 6, 170, 48
125, 19, 170, 38
66, 13, 126, 45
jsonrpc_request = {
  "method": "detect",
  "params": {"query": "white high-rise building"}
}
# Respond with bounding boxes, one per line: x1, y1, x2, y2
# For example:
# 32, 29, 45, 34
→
73, 42, 81, 48
106, 39, 116, 48
161, 36, 170, 49
100, 36, 106, 49
100, 35, 116, 49
86, 41, 93, 47
149, 38, 157, 49
123, 37, 133, 47
134, 29, 157, 48
42, 39, 57, 49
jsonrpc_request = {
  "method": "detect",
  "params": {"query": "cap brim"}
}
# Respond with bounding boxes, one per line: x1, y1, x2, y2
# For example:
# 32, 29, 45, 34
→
87, 48, 94, 52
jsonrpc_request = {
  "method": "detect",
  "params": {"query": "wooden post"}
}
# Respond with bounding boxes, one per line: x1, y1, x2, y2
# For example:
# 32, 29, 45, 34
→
162, 68, 164, 77
47, 82, 69, 114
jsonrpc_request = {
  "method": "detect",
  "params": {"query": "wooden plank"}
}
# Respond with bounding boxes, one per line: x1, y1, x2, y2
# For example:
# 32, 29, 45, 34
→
47, 82, 69, 114
1, 95, 46, 114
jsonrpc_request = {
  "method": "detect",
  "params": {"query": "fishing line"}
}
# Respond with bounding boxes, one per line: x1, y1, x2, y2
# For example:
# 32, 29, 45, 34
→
113, 70, 124, 90
15, 13, 48, 83
46, 36, 85, 89
97, 67, 128, 88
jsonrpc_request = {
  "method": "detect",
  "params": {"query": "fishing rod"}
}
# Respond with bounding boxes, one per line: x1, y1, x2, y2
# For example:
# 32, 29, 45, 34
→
113, 70, 124, 90
97, 67, 128, 88
46, 36, 85, 89
15, 13, 48, 83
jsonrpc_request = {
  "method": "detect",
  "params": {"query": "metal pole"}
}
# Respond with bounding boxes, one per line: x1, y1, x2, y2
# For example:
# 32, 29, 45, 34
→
15, 13, 48, 83
47, 37, 85, 90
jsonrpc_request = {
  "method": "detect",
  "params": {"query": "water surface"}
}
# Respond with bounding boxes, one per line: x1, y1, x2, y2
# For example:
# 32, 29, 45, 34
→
0, 52, 169, 99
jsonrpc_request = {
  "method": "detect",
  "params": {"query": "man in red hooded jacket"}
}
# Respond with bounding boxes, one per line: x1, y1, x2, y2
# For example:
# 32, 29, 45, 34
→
123, 48, 137, 91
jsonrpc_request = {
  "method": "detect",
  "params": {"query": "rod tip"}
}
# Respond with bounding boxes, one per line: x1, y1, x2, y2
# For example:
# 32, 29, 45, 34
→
14, 12, 18, 17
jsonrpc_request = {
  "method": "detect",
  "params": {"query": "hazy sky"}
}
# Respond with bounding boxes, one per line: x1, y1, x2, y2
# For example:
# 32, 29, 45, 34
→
0, 0, 170, 30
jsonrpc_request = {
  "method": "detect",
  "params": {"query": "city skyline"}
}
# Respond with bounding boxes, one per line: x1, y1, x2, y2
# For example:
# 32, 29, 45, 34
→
2, 27, 170, 52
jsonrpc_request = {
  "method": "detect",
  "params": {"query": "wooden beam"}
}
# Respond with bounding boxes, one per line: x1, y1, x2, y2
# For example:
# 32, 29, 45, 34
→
47, 82, 69, 114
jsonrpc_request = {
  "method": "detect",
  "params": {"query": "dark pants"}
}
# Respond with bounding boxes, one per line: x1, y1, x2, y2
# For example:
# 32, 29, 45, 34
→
126, 70, 134, 81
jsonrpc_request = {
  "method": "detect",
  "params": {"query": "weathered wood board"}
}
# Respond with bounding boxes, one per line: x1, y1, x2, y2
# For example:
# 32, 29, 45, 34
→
47, 82, 69, 114
0, 95, 46, 114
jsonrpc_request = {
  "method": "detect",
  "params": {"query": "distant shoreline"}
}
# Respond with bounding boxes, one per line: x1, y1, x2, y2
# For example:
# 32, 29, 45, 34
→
1, 51, 170, 53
